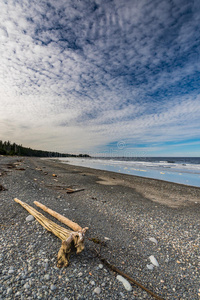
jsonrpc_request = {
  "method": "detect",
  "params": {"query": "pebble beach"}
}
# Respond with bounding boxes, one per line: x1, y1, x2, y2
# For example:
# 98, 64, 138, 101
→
0, 156, 200, 300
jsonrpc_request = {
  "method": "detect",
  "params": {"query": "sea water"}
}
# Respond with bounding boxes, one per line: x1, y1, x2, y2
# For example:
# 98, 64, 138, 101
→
58, 157, 200, 188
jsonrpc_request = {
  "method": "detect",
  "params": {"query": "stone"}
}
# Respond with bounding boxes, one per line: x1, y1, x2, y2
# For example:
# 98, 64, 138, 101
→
116, 275, 132, 291
44, 274, 50, 280
98, 264, 103, 269
23, 283, 30, 289
50, 284, 57, 291
149, 255, 159, 267
93, 287, 101, 294
147, 264, 154, 270
7, 288, 12, 295
26, 215, 34, 222
149, 237, 158, 244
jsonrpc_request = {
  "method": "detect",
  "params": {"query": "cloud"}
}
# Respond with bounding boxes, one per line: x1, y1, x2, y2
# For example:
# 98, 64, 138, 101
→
0, 0, 200, 154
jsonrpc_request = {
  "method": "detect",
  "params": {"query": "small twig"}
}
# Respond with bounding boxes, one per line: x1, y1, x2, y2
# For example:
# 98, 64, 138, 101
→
66, 188, 85, 194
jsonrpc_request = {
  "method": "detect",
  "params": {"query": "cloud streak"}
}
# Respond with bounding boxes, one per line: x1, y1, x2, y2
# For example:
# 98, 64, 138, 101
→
0, 0, 200, 155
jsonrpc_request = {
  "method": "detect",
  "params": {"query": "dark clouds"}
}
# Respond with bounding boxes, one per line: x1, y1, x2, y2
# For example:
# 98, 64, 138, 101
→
0, 0, 200, 154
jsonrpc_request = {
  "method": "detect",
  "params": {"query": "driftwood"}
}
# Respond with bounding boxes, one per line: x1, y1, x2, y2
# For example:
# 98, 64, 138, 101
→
14, 198, 87, 267
33, 201, 83, 232
15, 199, 164, 299
66, 188, 85, 194
44, 185, 85, 193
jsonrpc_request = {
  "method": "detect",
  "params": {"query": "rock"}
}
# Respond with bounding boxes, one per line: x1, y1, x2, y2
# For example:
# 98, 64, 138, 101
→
116, 275, 132, 291
147, 264, 154, 270
149, 255, 159, 267
26, 215, 34, 222
23, 283, 30, 289
98, 264, 103, 269
44, 262, 49, 271
90, 281, 95, 285
7, 288, 12, 295
44, 274, 50, 280
149, 237, 158, 244
50, 284, 57, 291
93, 287, 101, 294
8, 267, 15, 274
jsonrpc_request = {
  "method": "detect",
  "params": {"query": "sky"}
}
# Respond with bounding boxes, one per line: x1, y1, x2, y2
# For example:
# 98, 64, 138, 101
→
0, 0, 200, 157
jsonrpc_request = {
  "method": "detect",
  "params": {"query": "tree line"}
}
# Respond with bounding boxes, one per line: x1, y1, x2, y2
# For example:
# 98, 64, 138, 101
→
0, 141, 90, 158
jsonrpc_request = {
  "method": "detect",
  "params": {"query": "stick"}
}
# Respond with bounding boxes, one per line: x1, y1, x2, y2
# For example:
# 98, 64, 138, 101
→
33, 201, 86, 232
66, 188, 85, 193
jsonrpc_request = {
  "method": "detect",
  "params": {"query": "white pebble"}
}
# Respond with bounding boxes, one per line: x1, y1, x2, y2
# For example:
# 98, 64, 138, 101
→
50, 284, 57, 291
116, 275, 132, 291
23, 283, 30, 289
93, 287, 101, 294
44, 274, 50, 280
7, 288, 12, 295
147, 264, 154, 270
149, 237, 158, 244
26, 215, 34, 222
149, 255, 159, 267
99, 264, 103, 269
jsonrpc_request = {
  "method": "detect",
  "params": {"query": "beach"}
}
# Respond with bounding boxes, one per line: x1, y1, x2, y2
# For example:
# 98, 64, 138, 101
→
0, 156, 200, 299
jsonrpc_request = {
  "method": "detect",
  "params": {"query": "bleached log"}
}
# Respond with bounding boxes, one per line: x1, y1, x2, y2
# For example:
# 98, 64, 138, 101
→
33, 201, 83, 232
14, 198, 87, 267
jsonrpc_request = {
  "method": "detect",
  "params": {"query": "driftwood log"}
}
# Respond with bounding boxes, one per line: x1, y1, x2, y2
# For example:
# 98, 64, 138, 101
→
33, 201, 83, 231
14, 198, 87, 267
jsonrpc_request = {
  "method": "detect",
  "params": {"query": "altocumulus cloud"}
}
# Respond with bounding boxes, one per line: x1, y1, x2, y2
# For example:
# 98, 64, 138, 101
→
0, 0, 200, 155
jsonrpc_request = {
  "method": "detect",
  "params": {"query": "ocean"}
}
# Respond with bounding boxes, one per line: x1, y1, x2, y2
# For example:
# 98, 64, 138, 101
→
58, 157, 200, 188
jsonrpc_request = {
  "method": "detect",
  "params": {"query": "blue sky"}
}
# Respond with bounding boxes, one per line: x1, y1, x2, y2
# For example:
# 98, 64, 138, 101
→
0, 0, 200, 156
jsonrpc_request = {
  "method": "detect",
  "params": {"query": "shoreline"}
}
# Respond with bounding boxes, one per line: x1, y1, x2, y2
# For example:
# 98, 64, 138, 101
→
55, 156, 200, 188
46, 157, 200, 208
0, 156, 199, 299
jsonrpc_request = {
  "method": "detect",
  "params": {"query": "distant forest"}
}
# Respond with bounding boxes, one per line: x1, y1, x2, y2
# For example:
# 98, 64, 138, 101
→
0, 140, 90, 158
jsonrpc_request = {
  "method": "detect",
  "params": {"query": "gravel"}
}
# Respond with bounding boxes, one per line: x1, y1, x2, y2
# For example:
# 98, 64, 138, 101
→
0, 156, 200, 299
